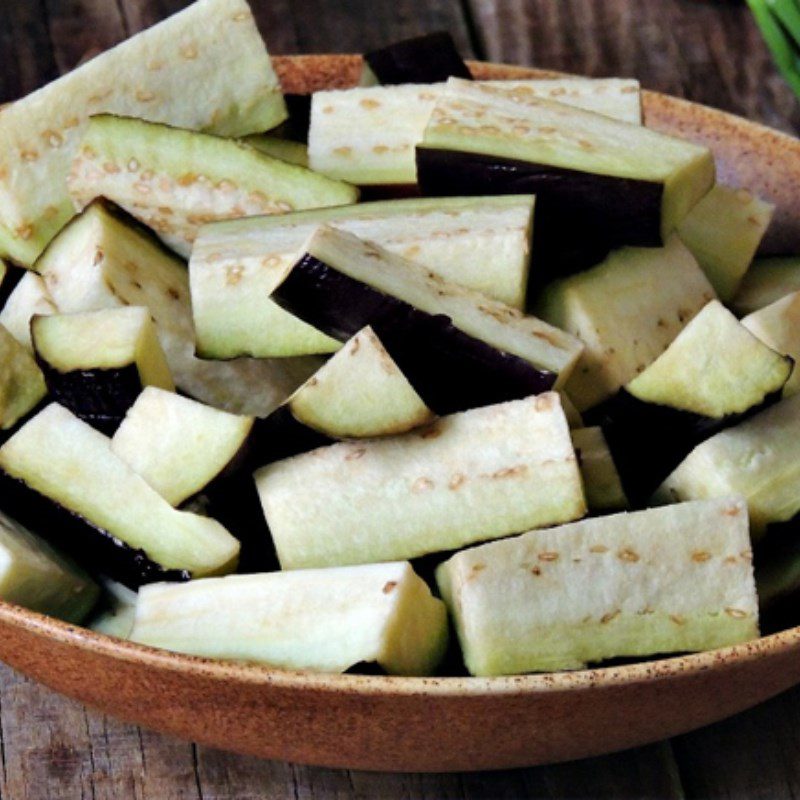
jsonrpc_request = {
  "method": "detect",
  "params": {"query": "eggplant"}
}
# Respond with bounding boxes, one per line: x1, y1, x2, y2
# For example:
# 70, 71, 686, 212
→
732, 256, 800, 316
190, 195, 535, 359
88, 579, 137, 639
364, 32, 471, 85
0, 404, 240, 587
535, 236, 717, 411
31, 308, 174, 435
256, 393, 586, 570
436, 497, 758, 676
587, 301, 793, 501
308, 78, 642, 188
0, 509, 99, 623
242, 135, 309, 167
35, 200, 317, 417
416, 79, 714, 279
0, 325, 47, 433
0, 261, 25, 311
742, 290, 800, 397
269, 94, 313, 143
68, 115, 358, 258
676, 185, 774, 301
0, 271, 57, 351
0, 0, 287, 266
571, 427, 627, 512
270, 227, 583, 414
653, 393, 800, 541
130, 562, 448, 676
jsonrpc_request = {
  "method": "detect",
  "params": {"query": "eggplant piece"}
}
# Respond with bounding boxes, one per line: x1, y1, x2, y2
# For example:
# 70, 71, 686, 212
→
536, 236, 716, 411
0, 261, 25, 311
271, 227, 582, 414
256, 393, 586, 570
190, 195, 535, 359
588, 301, 791, 501
130, 562, 448, 676
31, 307, 174, 434
364, 32, 471, 85
88, 578, 137, 639
732, 256, 800, 315
0, 325, 47, 432
676, 185, 774, 301
308, 78, 642, 188
0, 404, 240, 587
436, 497, 757, 676
0, 0, 287, 266
242, 135, 309, 167
653, 393, 800, 541
0, 271, 57, 351
68, 115, 358, 258
742, 290, 800, 397
0, 509, 99, 623
36, 201, 317, 416
269, 94, 313, 144
416, 79, 714, 278
571, 427, 627, 512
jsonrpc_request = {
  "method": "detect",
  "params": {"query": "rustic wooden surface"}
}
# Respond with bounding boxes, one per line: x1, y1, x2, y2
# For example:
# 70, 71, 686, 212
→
0, 0, 799, 797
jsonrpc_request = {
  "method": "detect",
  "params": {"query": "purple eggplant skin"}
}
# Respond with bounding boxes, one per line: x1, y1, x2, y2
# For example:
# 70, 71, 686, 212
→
0, 264, 26, 311
36, 362, 144, 436
269, 94, 312, 143
364, 32, 472, 85
0, 471, 189, 588
585, 388, 784, 506
753, 515, 800, 634
416, 148, 664, 291
271, 254, 557, 415
248, 405, 333, 467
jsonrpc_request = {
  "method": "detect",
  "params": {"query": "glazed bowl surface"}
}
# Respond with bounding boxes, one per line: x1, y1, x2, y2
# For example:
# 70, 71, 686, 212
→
2, 55, 800, 773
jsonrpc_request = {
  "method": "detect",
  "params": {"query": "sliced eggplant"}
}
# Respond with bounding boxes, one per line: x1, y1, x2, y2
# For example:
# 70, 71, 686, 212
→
190, 195, 535, 359
732, 256, 800, 315
0, 404, 240, 586
0, 271, 57, 351
308, 78, 642, 187
130, 562, 448, 676
364, 32, 471, 84
571, 427, 628, 512
742, 291, 800, 397
0, 509, 99, 623
0, 325, 47, 432
559, 392, 584, 429
653, 393, 800, 540
0, 0, 287, 266
256, 393, 586, 570
68, 115, 358, 258
88, 578, 137, 639
242, 135, 309, 167
676, 185, 774, 301
417, 79, 714, 277
588, 301, 792, 501
31, 307, 174, 434
36, 201, 317, 416
536, 236, 716, 411
270, 227, 583, 413
436, 497, 758, 676
0, 260, 22, 310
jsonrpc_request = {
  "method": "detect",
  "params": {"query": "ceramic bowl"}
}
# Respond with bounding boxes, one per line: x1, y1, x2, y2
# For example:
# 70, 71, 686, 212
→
2, 56, 800, 773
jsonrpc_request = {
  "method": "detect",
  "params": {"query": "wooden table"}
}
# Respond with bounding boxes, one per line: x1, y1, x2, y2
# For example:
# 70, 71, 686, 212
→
1, 0, 799, 797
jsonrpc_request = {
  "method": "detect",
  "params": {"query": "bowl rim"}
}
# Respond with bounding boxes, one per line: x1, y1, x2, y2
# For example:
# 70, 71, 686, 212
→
5, 54, 800, 699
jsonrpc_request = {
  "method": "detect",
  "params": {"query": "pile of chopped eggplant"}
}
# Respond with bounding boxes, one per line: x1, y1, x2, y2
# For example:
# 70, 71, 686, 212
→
2, 0, 798, 678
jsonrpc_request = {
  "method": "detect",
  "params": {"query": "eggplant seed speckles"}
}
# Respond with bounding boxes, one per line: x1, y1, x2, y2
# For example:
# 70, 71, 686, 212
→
725, 607, 749, 619
601, 610, 620, 624
448, 473, 466, 490
345, 448, 366, 462
590, 544, 609, 554
617, 548, 640, 563
136, 89, 156, 103
359, 98, 381, 110
333, 147, 353, 157
534, 394, 555, 412
490, 465, 528, 479
382, 581, 397, 594
20, 150, 39, 163
225, 265, 245, 286
412, 477, 435, 493
180, 44, 199, 60
692, 550, 712, 563
670, 614, 686, 626
723, 556, 739, 566
530, 565, 542, 576
538, 551, 559, 562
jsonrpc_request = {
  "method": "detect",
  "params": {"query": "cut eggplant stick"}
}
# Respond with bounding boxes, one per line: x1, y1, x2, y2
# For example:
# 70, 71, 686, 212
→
256, 393, 586, 570
742, 290, 800, 397
32, 308, 175, 434
36, 201, 317, 416
732, 256, 800, 316
0, 0, 287, 266
437, 497, 758, 676
653, 393, 800, 540
417, 79, 713, 277
242, 136, 309, 167
130, 562, 449, 676
364, 32, 471, 85
0, 325, 47, 432
0, 509, 99, 623
536, 236, 716, 411
68, 115, 358, 258
677, 185, 774, 301
571, 427, 627, 512
0, 272, 57, 351
89, 579, 138, 639
0, 404, 240, 586
270, 226, 582, 413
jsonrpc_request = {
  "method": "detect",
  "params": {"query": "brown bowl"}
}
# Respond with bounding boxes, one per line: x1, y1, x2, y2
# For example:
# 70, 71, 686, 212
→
2, 56, 800, 773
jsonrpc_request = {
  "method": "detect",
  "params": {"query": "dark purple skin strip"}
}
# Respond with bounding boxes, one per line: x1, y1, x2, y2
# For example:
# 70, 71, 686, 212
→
364, 32, 472, 85
0, 263, 26, 310
271, 254, 557, 415
415, 147, 664, 293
